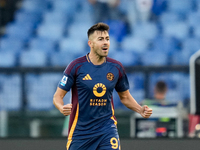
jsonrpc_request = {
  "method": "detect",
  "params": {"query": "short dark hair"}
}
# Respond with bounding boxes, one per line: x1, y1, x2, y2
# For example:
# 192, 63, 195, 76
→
155, 81, 167, 93
87, 22, 109, 38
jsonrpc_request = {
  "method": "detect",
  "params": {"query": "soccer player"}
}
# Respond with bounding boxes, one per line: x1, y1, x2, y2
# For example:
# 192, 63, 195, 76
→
53, 22, 152, 150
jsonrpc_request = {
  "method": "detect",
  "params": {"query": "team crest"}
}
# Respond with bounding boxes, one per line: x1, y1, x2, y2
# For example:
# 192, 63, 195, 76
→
107, 73, 114, 81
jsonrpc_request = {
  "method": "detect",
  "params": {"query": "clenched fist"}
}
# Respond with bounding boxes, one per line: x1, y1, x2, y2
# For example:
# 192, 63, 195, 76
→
140, 105, 153, 118
60, 104, 72, 116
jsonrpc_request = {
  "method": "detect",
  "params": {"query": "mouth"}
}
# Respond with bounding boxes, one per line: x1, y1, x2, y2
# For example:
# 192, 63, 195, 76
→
102, 47, 108, 51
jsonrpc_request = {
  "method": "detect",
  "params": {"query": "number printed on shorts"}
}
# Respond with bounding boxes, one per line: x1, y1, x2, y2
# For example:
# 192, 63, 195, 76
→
110, 137, 119, 149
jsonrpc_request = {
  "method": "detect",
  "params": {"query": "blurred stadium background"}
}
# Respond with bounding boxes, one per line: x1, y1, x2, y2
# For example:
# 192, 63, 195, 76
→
0, 0, 200, 149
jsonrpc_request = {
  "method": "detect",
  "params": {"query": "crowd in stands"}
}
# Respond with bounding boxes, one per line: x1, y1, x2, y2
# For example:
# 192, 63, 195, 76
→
0, 0, 196, 115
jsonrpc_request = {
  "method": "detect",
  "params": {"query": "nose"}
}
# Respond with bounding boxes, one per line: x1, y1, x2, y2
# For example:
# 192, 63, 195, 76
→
103, 39, 109, 44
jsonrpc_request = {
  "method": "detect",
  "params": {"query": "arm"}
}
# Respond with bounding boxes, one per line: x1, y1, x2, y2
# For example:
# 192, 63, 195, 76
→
53, 87, 72, 116
117, 90, 152, 118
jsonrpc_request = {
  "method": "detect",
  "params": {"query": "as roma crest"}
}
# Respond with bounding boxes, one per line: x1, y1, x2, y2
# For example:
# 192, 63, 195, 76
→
107, 73, 114, 81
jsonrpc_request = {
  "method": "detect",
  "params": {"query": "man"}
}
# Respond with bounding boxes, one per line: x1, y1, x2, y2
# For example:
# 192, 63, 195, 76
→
141, 80, 171, 106
154, 81, 167, 99
88, 0, 121, 23
53, 22, 152, 150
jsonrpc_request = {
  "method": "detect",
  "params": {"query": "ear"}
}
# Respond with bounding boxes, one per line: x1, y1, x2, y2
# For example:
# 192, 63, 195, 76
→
88, 40, 92, 48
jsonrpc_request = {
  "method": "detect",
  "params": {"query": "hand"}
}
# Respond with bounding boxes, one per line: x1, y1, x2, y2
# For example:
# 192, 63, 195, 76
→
60, 104, 72, 116
140, 105, 152, 118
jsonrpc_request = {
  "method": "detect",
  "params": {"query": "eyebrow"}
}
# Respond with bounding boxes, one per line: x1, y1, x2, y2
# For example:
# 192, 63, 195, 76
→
97, 36, 109, 39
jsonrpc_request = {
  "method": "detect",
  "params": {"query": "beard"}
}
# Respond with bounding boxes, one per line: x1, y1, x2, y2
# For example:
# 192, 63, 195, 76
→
95, 48, 109, 57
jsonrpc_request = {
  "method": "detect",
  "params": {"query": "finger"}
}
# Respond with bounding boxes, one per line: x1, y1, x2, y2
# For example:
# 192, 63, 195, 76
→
147, 108, 153, 112
63, 109, 72, 113
64, 109, 71, 113
143, 105, 149, 110
63, 104, 72, 109
144, 110, 152, 116
144, 112, 152, 117
63, 107, 72, 111
145, 107, 152, 111
62, 110, 71, 115
65, 103, 72, 107
63, 113, 71, 116
145, 109, 152, 113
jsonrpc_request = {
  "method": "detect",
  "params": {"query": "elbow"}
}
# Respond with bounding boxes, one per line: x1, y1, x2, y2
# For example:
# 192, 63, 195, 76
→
119, 95, 128, 104
118, 90, 130, 102
120, 95, 128, 103
118, 91, 132, 106
53, 94, 57, 106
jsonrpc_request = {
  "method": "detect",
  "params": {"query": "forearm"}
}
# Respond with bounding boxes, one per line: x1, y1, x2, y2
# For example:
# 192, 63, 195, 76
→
53, 94, 64, 111
118, 90, 152, 118
53, 87, 68, 111
120, 94, 142, 113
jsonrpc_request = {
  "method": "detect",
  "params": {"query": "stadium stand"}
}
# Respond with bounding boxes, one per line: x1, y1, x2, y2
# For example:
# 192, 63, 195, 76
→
19, 50, 47, 67
0, 74, 22, 110
25, 73, 62, 110
0, 51, 16, 67
0, 0, 195, 114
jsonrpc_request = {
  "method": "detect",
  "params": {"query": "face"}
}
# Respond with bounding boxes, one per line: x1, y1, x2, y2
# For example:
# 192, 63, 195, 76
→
88, 30, 110, 57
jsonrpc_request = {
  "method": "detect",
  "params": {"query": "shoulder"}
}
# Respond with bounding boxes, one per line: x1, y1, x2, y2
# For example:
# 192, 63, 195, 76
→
65, 55, 87, 74
72, 55, 87, 64
106, 57, 124, 69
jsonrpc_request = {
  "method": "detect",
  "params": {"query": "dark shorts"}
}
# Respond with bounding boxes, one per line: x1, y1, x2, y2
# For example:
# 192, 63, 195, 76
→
67, 127, 121, 150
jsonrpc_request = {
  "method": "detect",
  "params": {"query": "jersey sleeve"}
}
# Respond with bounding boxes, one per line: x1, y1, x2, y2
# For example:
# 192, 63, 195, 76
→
58, 62, 76, 92
115, 65, 129, 92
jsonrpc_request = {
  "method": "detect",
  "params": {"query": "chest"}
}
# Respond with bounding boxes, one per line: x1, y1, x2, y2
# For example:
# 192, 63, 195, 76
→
76, 64, 119, 91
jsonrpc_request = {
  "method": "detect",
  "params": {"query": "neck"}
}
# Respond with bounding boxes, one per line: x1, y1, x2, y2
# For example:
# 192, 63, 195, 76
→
88, 52, 106, 65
